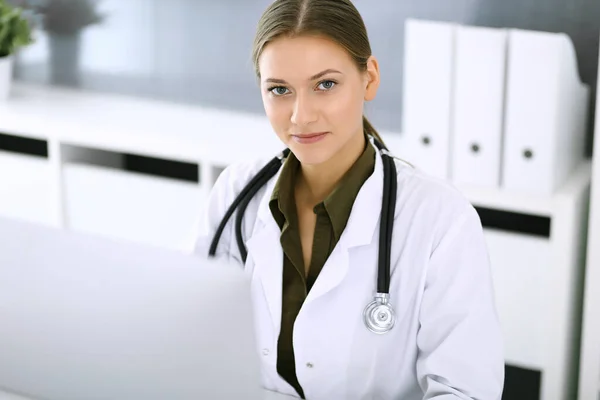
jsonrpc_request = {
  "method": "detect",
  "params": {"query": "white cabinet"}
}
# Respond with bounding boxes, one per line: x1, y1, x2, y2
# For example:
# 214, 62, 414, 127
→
486, 230, 550, 370
462, 160, 591, 400
63, 163, 205, 252
0, 151, 60, 227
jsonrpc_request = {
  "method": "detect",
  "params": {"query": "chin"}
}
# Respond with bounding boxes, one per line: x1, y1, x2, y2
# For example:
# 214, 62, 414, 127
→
289, 143, 335, 166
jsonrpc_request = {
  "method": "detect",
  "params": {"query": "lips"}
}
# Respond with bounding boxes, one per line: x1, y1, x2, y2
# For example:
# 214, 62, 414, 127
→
292, 132, 328, 138
291, 131, 329, 144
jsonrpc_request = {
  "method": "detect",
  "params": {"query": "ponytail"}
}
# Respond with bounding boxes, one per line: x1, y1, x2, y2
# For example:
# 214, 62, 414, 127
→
363, 115, 385, 147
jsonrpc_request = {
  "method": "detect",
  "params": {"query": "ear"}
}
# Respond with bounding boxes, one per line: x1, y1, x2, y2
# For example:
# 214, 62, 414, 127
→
364, 55, 380, 102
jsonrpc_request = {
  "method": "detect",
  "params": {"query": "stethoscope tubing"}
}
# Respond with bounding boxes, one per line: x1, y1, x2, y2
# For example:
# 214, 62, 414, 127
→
208, 148, 290, 260
209, 137, 397, 334
373, 138, 397, 297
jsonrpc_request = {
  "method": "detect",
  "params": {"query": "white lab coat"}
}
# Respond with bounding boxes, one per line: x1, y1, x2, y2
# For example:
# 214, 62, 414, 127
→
194, 139, 505, 399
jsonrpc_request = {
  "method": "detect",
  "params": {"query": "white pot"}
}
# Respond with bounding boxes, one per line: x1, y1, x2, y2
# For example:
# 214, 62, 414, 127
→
0, 56, 13, 101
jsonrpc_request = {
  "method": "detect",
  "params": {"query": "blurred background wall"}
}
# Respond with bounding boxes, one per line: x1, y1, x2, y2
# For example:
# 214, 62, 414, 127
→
12, 0, 600, 153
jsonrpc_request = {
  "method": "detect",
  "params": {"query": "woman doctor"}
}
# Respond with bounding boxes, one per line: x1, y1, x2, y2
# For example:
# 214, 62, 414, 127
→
194, 0, 505, 398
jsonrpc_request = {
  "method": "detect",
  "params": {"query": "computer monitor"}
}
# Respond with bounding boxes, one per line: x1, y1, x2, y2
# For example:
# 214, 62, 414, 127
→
0, 216, 276, 400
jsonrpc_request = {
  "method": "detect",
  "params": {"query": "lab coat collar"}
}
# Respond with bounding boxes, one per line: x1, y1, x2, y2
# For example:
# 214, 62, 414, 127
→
337, 137, 384, 249
246, 139, 384, 324
245, 161, 284, 334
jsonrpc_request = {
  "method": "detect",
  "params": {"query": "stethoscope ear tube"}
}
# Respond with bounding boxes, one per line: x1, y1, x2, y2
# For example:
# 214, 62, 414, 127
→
384, 157, 397, 293
234, 160, 283, 263
208, 149, 289, 259
372, 137, 395, 296
378, 149, 392, 294
364, 136, 397, 334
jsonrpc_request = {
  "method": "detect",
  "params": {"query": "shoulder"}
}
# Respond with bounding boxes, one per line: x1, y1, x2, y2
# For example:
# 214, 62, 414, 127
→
193, 155, 276, 260
394, 161, 475, 216
213, 157, 272, 195
208, 154, 281, 213
393, 161, 481, 249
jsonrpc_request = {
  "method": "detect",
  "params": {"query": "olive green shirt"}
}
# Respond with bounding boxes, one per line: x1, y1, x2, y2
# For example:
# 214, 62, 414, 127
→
268, 139, 376, 398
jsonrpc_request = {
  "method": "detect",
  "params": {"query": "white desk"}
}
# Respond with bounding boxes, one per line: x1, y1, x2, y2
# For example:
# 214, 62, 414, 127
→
0, 389, 297, 400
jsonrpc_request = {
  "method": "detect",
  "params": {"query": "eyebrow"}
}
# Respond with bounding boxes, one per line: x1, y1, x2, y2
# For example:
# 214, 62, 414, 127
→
264, 68, 342, 84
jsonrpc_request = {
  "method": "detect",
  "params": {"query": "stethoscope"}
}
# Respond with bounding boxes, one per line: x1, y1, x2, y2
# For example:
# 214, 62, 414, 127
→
208, 136, 399, 334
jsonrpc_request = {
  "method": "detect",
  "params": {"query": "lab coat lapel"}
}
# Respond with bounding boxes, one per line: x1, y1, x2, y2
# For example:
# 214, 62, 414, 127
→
245, 172, 284, 333
306, 142, 385, 303
246, 142, 386, 321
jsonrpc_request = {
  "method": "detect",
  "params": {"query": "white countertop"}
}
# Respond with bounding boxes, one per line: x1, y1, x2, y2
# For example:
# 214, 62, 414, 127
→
0, 388, 297, 400
0, 83, 285, 166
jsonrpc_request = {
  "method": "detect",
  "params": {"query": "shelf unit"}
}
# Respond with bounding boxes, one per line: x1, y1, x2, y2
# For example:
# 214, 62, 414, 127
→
0, 83, 284, 252
0, 82, 593, 400
465, 161, 590, 400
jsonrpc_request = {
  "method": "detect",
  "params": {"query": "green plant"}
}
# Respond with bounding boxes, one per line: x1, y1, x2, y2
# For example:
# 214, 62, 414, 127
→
38, 0, 105, 35
0, 0, 34, 58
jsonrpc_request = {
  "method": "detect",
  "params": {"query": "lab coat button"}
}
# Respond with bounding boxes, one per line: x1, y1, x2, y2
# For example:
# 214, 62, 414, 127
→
262, 348, 270, 356
306, 362, 314, 369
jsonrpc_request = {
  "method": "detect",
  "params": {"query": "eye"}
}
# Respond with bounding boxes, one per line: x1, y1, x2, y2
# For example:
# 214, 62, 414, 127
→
317, 80, 337, 91
269, 86, 290, 96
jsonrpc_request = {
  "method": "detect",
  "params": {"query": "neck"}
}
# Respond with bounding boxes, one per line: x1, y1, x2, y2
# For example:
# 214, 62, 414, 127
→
296, 133, 367, 206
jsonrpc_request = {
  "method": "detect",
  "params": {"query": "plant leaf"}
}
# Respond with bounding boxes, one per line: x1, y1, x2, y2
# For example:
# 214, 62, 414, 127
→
0, 0, 34, 57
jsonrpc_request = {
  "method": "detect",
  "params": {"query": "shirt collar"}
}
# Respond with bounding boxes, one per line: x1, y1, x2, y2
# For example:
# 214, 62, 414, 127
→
323, 138, 375, 241
269, 135, 376, 241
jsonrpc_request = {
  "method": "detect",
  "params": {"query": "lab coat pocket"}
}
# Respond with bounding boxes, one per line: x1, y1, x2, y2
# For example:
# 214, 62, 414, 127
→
346, 321, 380, 399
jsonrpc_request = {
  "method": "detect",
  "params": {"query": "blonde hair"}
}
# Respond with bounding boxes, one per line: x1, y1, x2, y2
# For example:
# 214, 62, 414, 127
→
251, 0, 384, 145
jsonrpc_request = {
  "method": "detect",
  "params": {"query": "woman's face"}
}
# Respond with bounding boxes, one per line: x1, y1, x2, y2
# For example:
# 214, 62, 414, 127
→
258, 35, 379, 166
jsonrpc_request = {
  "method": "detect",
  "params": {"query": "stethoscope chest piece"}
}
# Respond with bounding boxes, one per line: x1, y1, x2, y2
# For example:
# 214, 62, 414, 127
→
363, 293, 395, 334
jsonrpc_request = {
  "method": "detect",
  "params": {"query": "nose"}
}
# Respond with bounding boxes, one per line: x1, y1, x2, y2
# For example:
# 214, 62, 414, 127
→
290, 92, 318, 126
